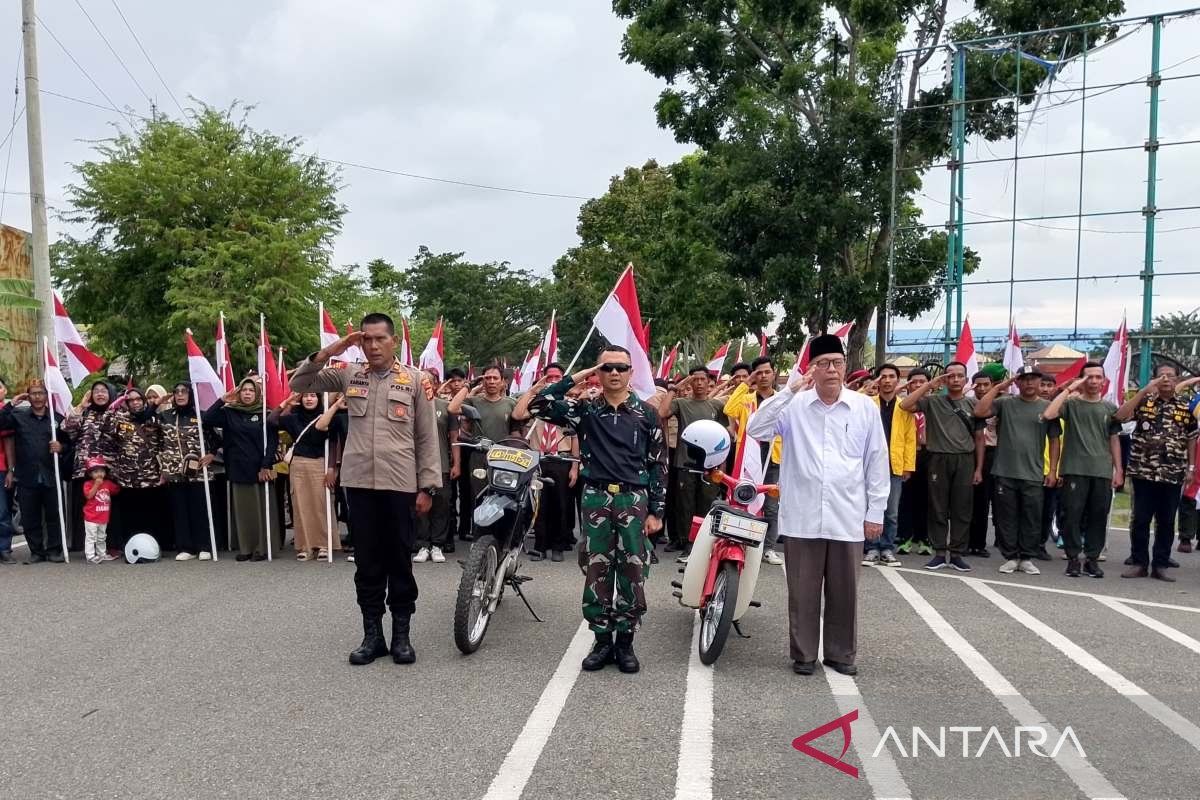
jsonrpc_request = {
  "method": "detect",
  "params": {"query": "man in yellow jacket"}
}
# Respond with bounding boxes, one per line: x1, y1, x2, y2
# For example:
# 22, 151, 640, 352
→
724, 356, 785, 565
865, 364, 916, 566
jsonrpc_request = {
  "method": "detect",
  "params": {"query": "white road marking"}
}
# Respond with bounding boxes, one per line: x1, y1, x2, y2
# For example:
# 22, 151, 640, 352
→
877, 568, 1126, 800
968, 579, 1200, 754
1094, 597, 1200, 656
481, 620, 592, 800
891, 566, 1200, 614
673, 614, 713, 800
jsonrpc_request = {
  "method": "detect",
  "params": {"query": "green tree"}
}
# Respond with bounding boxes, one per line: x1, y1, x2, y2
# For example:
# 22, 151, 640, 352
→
612, 0, 1122, 368
52, 104, 345, 379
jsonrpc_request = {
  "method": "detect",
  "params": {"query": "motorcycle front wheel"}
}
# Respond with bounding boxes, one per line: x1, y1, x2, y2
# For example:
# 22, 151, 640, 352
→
698, 561, 740, 665
454, 535, 500, 655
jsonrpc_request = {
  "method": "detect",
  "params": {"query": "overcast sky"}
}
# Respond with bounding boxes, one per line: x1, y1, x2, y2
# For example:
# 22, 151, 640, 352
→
2, 1, 1198, 350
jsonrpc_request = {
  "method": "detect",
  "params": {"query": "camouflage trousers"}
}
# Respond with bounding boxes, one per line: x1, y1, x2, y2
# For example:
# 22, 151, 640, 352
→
580, 485, 651, 634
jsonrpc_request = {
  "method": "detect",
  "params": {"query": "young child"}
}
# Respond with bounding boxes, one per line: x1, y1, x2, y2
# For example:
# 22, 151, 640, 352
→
82, 457, 119, 564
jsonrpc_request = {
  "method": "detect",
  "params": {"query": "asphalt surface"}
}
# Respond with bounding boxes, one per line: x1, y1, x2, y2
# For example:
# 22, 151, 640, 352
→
3, 527, 1200, 800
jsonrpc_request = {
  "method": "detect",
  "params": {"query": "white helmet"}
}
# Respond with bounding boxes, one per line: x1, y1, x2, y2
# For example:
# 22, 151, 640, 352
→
124, 533, 161, 564
681, 419, 732, 470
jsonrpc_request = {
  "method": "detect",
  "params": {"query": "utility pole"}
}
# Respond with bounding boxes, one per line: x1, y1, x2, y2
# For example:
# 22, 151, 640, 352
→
21, 0, 55, 351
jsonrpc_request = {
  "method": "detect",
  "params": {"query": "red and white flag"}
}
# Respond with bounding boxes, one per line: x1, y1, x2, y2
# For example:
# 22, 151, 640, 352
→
51, 291, 105, 386
593, 264, 655, 399
730, 428, 765, 515
510, 348, 534, 395
796, 322, 853, 372
42, 339, 74, 418
215, 313, 235, 391
257, 321, 285, 409
542, 311, 559, 368
955, 317, 980, 380
400, 318, 414, 366
1002, 320, 1024, 393
758, 331, 769, 358
706, 341, 731, 376
658, 342, 680, 380
185, 329, 226, 411
418, 317, 445, 380
278, 348, 291, 398
1102, 317, 1130, 406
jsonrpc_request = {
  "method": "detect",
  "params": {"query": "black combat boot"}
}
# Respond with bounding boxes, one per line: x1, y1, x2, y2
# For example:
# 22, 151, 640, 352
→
348, 615, 388, 665
614, 631, 640, 674
581, 632, 615, 671
390, 614, 417, 664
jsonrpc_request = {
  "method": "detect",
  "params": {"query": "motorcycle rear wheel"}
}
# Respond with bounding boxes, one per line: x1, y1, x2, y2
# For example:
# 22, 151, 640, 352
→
698, 561, 740, 665
454, 535, 499, 654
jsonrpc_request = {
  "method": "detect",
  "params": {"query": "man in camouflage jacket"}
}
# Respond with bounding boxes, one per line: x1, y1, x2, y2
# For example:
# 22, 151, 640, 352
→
530, 345, 666, 674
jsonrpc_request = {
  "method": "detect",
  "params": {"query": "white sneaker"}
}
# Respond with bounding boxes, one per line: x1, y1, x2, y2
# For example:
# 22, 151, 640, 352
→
412, 547, 430, 563
175, 552, 195, 561
862, 550, 880, 567
1017, 559, 1041, 575
198, 551, 212, 561
430, 546, 446, 563
676, 554, 689, 565
346, 553, 355, 562
880, 550, 901, 566
998, 559, 1018, 574
763, 549, 784, 566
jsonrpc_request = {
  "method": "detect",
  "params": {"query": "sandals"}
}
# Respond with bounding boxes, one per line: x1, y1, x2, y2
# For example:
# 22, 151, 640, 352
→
296, 551, 310, 561
316, 548, 329, 561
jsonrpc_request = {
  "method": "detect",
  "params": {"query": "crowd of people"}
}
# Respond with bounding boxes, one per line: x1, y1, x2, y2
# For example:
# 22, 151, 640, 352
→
0, 350, 1196, 587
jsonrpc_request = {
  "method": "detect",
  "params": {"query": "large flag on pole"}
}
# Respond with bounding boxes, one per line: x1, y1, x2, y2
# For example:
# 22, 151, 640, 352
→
1102, 317, 1130, 406
43, 339, 73, 417
1056, 356, 1087, 387
185, 330, 227, 411
51, 291, 105, 386
593, 264, 655, 399
955, 317, 980, 379
400, 318, 414, 366
321, 306, 365, 363
258, 323, 285, 409
1002, 320, 1024, 393
418, 317, 445, 379
706, 341, 731, 376
510, 348, 534, 395
658, 341, 680, 380
278, 348, 291, 398
542, 311, 559, 367
215, 313, 235, 391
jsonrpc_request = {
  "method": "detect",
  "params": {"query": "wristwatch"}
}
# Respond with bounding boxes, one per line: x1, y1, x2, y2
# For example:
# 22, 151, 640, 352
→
421, 487, 439, 497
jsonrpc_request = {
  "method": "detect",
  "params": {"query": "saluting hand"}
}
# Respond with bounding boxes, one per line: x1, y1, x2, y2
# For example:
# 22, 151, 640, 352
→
323, 331, 362, 360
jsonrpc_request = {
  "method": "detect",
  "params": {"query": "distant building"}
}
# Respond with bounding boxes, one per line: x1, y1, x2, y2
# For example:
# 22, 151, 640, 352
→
1027, 343, 1086, 377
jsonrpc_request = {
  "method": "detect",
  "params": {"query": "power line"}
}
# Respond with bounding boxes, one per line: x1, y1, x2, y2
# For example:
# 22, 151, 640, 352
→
917, 191, 1200, 235
35, 13, 134, 126
107, 0, 185, 117
72, 0, 153, 108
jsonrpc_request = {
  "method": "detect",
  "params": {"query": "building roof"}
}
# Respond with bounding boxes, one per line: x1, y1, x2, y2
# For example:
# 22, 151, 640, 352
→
1028, 343, 1085, 360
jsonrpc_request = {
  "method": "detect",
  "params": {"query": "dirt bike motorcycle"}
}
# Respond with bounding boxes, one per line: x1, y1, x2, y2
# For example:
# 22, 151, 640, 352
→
452, 432, 577, 655
672, 419, 778, 665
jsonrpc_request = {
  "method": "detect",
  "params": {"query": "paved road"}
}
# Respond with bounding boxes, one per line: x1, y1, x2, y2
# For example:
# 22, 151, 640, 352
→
3, 529, 1200, 800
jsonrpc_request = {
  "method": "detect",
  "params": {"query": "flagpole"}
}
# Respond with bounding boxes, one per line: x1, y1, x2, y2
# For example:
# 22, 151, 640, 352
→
44, 337, 70, 563
563, 322, 597, 374
260, 313, 273, 562
191, 368, 219, 562
319, 301, 333, 563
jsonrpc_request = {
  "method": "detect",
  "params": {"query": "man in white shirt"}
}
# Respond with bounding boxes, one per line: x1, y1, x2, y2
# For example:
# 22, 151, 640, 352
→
747, 335, 890, 676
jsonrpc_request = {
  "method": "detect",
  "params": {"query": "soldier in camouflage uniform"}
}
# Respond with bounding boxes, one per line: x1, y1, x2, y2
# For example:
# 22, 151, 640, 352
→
530, 345, 666, 674
1116, 366, 1200, 579
98, 387, 166, 549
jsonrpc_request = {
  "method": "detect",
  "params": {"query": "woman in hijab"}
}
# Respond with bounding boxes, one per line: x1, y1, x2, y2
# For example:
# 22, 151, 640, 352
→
98, 386, 167, 550
203, 378, 279, 561
269, 391, 339, 561
160, 383, 217, 560
62, 379, 117, 552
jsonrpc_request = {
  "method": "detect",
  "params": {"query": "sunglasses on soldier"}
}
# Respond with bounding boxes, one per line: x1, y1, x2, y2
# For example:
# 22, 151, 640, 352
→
598, 363, 631, 374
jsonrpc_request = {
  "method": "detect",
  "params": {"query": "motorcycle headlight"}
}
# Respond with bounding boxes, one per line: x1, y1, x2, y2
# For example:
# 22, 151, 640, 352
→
491, 469, 519, 490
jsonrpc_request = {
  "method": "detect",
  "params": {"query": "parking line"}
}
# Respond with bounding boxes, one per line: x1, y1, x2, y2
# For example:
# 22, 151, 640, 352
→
968, 579, 1200, 754
481, 621, 592, 800
673, 614, 713, 800
1093, 597, 1200, 657
877, 568, 1125, 800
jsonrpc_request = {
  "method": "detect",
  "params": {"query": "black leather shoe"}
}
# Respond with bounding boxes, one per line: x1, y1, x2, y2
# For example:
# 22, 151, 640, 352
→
1124, 556, 1136, 565
792, 660, 816, 675
1065, 558, 1081, 577
251, 553, 267, 562
47, 552, 66, 563
663, 542, 681, 553
1083, 560, 1104, 579
348, 616, 388, 665
390, 614, 416, 664
235, 554, 251, 562
1152, 567, 1177, 582
1167, 558, 1180, 568
614, 632, 640, 674
441, 543, 455, 555
822, 658, 858, 676
25, 553, 46, 564
581, 633, 615, 671
527, 550, 545, 562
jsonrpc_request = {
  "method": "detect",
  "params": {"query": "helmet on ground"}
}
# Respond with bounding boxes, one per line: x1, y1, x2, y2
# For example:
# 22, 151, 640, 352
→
85, 456, 107, 472
681, 419, 731, 470
124, 533, 160, 564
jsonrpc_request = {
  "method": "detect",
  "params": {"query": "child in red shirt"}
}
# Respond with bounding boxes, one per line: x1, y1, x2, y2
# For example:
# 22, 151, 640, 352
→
82, 457, 119, 564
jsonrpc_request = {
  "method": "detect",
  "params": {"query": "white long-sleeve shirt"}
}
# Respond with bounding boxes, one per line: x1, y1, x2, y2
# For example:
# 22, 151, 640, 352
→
746, 386, 890, 542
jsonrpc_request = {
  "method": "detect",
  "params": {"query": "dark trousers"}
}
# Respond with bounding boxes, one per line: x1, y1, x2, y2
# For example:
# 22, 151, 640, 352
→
899, 450, 930, 544
969, 447, 996, 551
453, 466, 472, 540
170, 481, 210, 554
1180, 492, 1198, 544
415, 474, 452, 550
346, 487, 418, 618
1130, 479, 1182, 569
1040, 486, 1058, 547
18, 483, 62, 557
670, 467, 718, 548
1060, 475, 1112, 561
993, 477, 1043, 560
763, 462, 781, 550
783, 537, 859, 665
926, 452, 974, 555
533, 460, 574, 554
